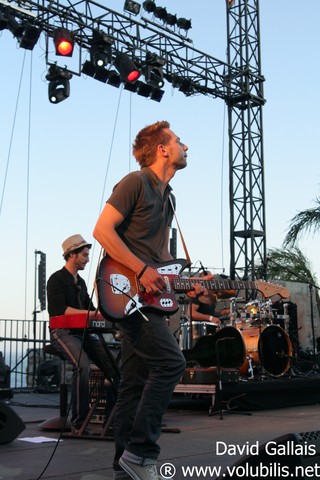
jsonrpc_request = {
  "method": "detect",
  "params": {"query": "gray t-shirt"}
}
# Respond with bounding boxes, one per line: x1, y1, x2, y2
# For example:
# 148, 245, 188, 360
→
107, 167, 175, 263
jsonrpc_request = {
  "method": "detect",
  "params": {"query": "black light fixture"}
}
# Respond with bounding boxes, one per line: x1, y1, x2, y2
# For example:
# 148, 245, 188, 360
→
124, 0, 141, 15
142, 0, 156, 13
154, 6, 167, 21
53, 27, 74, 57
114, 52, 141, 83
174, 76, 193, 96
176, 17, 192, 31
7, 14, 24, 38
6, 13, 41, 50
19, 22, 41, 50
89, 30, 112, 68
82, 61, 121, 88
143, 52, 165, 88
0, 11, 7, 31
46, 64, 72, 104
165, 13, 177, 26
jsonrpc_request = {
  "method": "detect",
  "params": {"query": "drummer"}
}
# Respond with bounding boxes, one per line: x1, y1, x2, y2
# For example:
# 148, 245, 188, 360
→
187, 270, 235, 339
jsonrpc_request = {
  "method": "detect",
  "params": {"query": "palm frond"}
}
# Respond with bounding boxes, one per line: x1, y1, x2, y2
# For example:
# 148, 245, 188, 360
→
265, 246, 318, 287
283, 198, 320, 247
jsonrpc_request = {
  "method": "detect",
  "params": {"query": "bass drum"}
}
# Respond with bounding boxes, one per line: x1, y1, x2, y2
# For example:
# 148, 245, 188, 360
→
182, 326, 246, 369
240, 325, 292, 377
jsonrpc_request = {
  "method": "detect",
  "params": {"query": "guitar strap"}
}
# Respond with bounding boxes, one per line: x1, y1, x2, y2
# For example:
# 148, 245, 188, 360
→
169, 194, 192, 267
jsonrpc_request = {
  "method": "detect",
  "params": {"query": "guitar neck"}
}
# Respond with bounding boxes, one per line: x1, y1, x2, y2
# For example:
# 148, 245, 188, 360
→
173, 277, 257, 293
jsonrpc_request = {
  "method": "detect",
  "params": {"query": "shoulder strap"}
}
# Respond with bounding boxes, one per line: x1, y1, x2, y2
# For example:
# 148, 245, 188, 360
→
169, 195, 192, 267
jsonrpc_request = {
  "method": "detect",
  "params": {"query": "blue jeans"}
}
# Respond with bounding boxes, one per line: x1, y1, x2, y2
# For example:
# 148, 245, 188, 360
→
50, 329, 119, 428
113, 312, 186, 468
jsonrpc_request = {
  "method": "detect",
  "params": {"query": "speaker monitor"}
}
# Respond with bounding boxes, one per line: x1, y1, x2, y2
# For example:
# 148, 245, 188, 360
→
218, 431, 320, 480
0, 402, 25, 444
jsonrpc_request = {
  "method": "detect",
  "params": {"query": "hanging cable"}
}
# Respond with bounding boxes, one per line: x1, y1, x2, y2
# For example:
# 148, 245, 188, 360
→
24, 52, 33, 321
0, 53, 26, 219
86, 86, 124, 285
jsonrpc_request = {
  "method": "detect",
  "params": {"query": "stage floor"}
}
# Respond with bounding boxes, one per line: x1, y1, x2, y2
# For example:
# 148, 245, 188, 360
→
1, 386, 320, 480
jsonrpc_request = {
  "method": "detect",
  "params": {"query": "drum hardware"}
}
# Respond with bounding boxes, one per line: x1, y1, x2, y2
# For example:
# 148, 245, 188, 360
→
209, 336, 252, 419
247, 357, 254, 379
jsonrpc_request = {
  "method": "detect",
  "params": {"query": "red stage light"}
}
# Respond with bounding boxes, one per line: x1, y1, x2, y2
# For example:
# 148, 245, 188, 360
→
127, 69, 140, 83
54, 28, 74, 57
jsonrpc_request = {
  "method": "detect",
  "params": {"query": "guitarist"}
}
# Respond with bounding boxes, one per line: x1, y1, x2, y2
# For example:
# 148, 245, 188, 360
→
93, 121, 208, 480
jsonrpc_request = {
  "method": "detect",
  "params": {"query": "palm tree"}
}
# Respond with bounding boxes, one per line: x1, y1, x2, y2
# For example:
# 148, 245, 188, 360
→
264, 246, 318, 286
283, 197, 320, 247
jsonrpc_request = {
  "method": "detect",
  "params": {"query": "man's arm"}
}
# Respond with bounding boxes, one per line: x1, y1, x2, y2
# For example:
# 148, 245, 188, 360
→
93, 202, 166, 294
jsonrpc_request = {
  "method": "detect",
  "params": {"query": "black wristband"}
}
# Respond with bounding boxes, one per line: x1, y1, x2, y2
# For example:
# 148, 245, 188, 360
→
137, 264, 148, 280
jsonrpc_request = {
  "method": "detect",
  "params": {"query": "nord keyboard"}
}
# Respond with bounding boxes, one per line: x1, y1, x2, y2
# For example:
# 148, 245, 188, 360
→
49, 313, 115, 332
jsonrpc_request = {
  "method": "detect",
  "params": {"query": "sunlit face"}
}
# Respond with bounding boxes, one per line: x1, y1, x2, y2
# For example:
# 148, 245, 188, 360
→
163, 129, 188, 170
71, 247, 90, 271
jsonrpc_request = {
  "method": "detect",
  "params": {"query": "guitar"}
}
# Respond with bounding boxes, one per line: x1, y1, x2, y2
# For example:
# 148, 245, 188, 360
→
96, 257, 290, 322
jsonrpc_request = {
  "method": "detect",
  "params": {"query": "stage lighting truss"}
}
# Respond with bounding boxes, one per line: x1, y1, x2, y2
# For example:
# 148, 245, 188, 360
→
46, 64, 72, 104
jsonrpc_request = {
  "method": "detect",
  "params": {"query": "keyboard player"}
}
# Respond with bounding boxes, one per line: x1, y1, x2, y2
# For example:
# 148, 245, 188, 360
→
47, 234, 119, 435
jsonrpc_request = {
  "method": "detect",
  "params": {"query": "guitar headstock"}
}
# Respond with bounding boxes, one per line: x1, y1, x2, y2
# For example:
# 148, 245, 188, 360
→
255, 280, 290, 299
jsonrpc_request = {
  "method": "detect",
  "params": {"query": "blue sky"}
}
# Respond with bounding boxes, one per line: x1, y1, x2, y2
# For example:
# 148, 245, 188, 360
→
0, 1, 319, 321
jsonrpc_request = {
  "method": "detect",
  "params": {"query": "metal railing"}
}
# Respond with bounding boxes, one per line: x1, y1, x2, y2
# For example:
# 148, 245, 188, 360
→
0, 318, 50, 389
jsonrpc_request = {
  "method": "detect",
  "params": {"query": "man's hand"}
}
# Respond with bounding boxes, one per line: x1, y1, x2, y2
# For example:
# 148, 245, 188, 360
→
139, 266, 167, 295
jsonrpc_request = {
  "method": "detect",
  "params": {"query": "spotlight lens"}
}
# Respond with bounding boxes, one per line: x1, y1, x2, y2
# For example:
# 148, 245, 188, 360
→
127, 70, 140, 82
57, 40, 73, 56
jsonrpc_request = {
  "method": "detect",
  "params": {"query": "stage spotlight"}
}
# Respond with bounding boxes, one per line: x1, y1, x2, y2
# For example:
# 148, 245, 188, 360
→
90, 30, 112, 68
176, 17, 192, 31
7, 14, 24, 38
114, 52, 140, 83
0, 12, 7, 31
54, 27, 74, 57
154, 6, 167, 21
165, 13, 177, 26
144, 52, 165, 88
124, 0, 141, 15
19, 22, 41, 50
150, 88, 164, 102
106, 70, 121, 88
142, 0, 156, 13
46, 64, 72, 104
171, 75, 194, 96
82, 61, 121, 87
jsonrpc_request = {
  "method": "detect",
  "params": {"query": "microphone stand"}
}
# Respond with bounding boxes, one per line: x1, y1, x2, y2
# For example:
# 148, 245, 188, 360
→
266, 257, 319, 367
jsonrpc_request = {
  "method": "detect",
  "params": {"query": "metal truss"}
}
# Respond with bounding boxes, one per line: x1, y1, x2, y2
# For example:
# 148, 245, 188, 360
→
1, 0, 267, 280
226, 0, 266, 282
1, 0, 242, 99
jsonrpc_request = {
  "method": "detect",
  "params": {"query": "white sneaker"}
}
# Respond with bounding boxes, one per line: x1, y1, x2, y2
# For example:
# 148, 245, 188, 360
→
119, 458, 164, 480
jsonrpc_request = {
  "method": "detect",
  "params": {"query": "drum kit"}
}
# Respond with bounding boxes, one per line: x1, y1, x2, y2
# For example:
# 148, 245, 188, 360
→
179, 297, 293, 379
